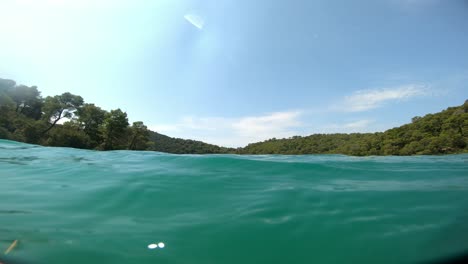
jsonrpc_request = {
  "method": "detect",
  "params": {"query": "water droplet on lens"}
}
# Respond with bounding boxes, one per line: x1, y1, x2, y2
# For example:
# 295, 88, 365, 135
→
148, 244, 158, 249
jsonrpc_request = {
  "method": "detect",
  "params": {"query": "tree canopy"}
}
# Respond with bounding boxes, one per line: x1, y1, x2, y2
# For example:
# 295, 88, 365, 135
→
0, 78, 150, 150
42, 92, 84, 134
147, 130, 233, 154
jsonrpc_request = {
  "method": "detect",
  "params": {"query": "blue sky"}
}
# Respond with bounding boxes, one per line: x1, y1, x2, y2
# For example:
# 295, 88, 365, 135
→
1, 0, 467, 147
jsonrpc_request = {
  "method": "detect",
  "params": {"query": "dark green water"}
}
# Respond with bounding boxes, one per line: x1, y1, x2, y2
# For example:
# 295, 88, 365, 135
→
1, 139, 468, 264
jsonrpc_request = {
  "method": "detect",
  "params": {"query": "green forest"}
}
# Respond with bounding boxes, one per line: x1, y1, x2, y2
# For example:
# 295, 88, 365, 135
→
238, 101, 468, 155
0, 78, 152, 151
1, 77, 467, 155
148, 131, 233, 154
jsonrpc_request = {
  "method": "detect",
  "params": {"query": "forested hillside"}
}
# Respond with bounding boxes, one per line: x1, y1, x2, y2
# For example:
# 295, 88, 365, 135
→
148, 131, 233, 154
238, 101, 468, 155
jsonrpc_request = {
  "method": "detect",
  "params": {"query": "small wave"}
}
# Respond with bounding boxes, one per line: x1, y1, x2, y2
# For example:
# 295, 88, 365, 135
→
262, 215, 293, 225
310, 178, 468, 192
346, 214, 394, 223
0, 210, 32, 214
383, 224, 442, 237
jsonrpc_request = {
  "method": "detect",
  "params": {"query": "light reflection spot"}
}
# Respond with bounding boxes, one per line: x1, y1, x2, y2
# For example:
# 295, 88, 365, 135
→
148, 244, 158, 249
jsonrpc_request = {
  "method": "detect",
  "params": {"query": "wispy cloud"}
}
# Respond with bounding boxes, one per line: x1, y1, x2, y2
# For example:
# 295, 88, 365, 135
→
232, 111, 301, 137
184, 14, 205, 30
339, 84, 428, 112
342, 120, 373, 129
149, 111, 302, 147
321, 120, 375, 133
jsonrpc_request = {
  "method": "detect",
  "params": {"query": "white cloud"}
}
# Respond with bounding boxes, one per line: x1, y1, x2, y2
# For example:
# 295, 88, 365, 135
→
343, 120, 373, 129
184, 14, 205, 30
323, 120, 375, 133
148, 111, 302, 148
149, 124, 180, 133
232, 111, 301, 136
340, 84, 427, 112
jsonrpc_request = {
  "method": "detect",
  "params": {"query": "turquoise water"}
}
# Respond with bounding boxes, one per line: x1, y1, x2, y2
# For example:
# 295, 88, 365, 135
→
0, 139, 468, 264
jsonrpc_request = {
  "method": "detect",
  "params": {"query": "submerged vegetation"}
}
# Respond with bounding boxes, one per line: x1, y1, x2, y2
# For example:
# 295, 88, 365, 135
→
1, 77, 467, 155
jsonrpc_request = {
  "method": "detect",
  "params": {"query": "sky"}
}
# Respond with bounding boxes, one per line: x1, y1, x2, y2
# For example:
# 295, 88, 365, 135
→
1, 0, 467, 147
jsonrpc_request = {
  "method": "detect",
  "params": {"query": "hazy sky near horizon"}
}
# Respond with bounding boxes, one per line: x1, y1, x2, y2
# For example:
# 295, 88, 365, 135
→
1, 0, 468, 147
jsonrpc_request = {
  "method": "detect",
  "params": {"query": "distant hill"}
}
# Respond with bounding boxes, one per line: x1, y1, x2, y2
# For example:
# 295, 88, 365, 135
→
237, 100, 468, 156
148, 131, 234, 154
148, 100, 467, 156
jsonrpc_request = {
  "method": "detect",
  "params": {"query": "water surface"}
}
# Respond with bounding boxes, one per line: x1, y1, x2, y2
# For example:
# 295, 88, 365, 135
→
1, 139, 467, 263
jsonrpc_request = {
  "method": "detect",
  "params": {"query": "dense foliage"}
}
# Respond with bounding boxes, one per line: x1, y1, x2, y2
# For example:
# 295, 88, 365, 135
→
238, 101, 468, 155
1, 77, 467, 155
148, 131, 233, 154
0, 78, 151, 150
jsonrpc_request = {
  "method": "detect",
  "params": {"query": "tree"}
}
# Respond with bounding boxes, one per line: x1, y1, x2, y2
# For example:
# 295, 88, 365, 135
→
77, 103, 107, 148
16, 120, 48, 144
0, 79, 15, 108
0, 78, 16, 93
22, 99, 44, 120
42, 92, 84, 134
45, 121, 91, 149
100, 109, 129, 150
0, 91, 14, 109
128, 121, 150, 150
7, 85, 42, 114
411, 116, 422, 123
